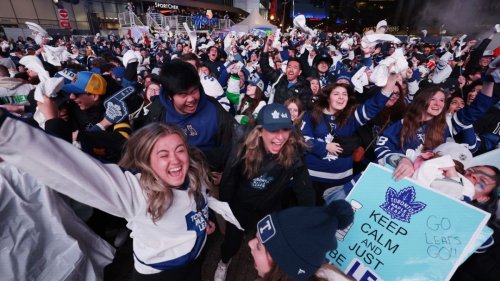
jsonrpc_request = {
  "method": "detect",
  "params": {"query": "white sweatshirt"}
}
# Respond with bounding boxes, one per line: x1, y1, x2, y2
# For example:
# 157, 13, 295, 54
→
0, 117, 209, 274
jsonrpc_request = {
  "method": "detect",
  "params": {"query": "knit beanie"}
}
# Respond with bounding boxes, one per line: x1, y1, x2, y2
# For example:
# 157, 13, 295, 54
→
336, 68, 352, 83
257, 200, 354, 281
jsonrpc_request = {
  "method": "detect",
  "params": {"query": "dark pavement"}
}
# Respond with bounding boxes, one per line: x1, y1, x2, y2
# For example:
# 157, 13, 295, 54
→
104, 226, 259, 281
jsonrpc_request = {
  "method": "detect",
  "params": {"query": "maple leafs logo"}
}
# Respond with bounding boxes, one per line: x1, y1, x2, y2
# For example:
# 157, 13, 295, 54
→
380, 186, 426, 223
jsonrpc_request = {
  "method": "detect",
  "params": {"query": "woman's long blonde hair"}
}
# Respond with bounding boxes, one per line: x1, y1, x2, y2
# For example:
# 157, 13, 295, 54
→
119, 123, 212, 222
241, 125, 309, 179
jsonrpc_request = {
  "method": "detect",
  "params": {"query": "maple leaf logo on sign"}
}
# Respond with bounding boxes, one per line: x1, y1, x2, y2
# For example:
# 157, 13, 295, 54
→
379, 186, 426, 223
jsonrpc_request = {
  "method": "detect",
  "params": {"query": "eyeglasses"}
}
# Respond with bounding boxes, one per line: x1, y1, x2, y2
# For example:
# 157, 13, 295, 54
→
467, 168, 498, 188
391, 92, 401, 97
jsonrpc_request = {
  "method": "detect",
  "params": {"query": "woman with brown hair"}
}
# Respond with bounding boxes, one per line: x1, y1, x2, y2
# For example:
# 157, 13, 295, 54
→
375, 78, 495, 181
284, 96, 305, 128
214, 103, 315, 281
233, 76, 267, 125
307, 76, 321, 97
301, 75, 397, 204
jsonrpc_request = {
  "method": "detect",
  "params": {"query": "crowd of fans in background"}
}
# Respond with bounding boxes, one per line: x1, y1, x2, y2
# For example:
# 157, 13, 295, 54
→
0, 19, 499, 281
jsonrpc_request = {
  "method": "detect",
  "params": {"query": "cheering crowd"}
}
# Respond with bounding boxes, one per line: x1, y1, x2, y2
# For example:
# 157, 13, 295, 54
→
0, 19, 499, 281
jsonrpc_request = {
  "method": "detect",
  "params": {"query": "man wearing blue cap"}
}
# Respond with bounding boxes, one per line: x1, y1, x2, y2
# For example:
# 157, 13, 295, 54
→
37, 71, 132, 163
214, 103, 315, 281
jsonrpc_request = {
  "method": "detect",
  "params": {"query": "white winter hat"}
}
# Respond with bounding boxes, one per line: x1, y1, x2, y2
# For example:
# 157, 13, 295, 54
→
440, 52, 453, 62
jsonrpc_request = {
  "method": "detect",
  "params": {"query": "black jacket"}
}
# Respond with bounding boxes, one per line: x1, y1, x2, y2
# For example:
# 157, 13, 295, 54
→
260, 52, 313, 109
44, 102, 131, 163
219, 145, 315, 224
299, 49, 336, 87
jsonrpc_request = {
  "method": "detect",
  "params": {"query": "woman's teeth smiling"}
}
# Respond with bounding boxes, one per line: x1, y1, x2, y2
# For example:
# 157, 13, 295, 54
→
168, 167, 182, 177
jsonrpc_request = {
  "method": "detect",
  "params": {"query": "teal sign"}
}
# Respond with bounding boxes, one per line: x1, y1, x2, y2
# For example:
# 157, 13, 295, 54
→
326, 163, 491, 281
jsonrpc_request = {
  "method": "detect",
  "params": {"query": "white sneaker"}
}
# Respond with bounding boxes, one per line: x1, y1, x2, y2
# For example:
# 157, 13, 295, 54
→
214, 260, 230, 281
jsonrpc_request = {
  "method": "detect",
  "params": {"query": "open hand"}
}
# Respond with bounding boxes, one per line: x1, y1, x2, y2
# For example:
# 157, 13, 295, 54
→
393, 157, 415, 181
326, 142, 343, 156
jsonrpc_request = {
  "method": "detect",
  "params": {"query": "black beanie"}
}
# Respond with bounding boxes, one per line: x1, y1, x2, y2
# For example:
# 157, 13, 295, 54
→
257, 200, 354, 281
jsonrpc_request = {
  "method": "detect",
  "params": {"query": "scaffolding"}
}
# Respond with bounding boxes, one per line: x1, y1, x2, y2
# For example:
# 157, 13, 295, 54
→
119, 11, 235, 33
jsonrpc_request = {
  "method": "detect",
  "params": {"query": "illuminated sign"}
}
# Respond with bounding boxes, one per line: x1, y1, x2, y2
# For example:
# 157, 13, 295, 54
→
154, 2, 179, 10
363, 26, 400, 33
292, 13, 327, 19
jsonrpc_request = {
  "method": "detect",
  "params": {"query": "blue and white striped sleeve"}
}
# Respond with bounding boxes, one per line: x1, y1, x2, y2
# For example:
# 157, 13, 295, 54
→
456, 127, 481, 154
453, 93, 493, 132
351, 89, 391, 128
375, 120, 406, 165
475, 235, 494, 253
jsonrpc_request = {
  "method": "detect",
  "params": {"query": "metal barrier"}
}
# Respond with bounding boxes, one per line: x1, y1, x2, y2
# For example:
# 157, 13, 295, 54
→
118, 11, 145, 27
119, 12, 235, 32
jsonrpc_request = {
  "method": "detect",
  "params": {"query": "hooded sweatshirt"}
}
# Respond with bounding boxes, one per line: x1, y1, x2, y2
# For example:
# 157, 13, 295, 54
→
0, 77, 35, 105
160, 91, 218, 153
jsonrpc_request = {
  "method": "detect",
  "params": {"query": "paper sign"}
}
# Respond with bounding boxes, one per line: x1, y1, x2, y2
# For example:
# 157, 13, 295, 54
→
326, 163, 491, 281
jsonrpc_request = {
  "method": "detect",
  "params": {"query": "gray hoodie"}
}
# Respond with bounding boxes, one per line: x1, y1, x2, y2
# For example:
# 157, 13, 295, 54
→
0, 77, 35, 105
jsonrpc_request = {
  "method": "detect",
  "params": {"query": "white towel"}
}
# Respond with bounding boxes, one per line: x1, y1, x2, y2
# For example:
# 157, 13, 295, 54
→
207, 196, 243, 230
351, 66, 368, 93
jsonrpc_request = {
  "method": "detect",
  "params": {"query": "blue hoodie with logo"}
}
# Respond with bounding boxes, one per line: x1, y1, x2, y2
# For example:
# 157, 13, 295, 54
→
160, 91, 218, 153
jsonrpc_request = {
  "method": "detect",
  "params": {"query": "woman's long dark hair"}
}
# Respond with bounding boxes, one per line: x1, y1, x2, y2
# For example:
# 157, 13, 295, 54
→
400, 86, 447, 150
239, 86, 264, 117
379, 82, 406, 125
310, 83, 357, 129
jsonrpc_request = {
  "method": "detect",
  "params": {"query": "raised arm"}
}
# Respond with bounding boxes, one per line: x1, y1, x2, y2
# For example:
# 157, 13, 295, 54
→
0, 109, 141, 219
259, 34, 282, 83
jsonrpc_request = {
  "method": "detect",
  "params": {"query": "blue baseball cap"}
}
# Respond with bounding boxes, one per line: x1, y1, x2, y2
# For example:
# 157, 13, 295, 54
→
112, 66, 125, 81
248, 75, 264, 92
62, 71, 107, 95
257, 103, 293, 132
